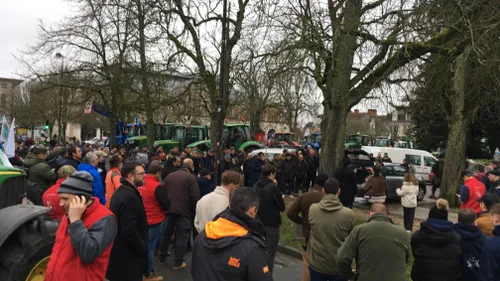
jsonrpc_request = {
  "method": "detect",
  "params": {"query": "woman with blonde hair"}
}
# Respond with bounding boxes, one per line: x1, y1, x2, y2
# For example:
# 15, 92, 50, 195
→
42, 165, 76, 220
396, 172, 419, 232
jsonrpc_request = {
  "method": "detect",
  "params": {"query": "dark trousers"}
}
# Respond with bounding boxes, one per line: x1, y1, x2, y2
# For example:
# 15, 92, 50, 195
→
307, 172, 317, 187
158, 214, 191, 266
403, 207, 416, 231
263, 226, 280, 273
283, 177, 294, 195
296, 177, 307, 192
309, 266, 348, 281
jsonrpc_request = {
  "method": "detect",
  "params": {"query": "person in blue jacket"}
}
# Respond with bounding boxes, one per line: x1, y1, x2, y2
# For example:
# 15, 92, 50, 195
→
480, 203, 500, 281
77, 152, 106, 205
454, 208, 487, 281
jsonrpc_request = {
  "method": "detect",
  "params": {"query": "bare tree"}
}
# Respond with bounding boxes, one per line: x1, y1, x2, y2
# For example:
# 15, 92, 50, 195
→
152, 0, 253, 152
264, 0, 456, 175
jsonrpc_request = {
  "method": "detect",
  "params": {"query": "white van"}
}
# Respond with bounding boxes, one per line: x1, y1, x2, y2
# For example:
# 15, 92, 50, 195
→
361, 146, 437, 181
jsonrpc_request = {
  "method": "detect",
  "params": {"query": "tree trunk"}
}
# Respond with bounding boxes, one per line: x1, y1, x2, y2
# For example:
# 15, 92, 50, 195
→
319, 101, 348, 176
136, 0, 154, 152
249, 112, 261, 137
441, 51, 469, 205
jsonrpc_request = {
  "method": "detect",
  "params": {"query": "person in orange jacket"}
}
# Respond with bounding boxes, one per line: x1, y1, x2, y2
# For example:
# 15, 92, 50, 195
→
105, 156, 122, 208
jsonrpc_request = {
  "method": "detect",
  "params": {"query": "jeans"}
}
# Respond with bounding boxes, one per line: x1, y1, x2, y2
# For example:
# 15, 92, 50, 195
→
158, 214, 192, 267
403, 207, 416, 231
147, 222, 164, 275
263, 226, 280, 273
309, 266, 348, 281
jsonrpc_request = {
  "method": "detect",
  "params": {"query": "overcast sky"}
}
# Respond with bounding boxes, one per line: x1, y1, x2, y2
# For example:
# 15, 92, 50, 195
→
0, 0, 70, 78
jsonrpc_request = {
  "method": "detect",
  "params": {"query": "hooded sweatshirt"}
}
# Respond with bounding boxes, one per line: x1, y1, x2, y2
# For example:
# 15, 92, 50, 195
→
307, 194, 356, 275
254, 177, 285, 227
454, 223, 487, 281
191, 209, 273, 281
411, 219, 462, 281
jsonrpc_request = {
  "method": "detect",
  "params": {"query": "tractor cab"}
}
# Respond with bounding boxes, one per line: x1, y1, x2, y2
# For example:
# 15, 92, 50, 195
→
272, 132, 301, 148
187, 124, 264, 153
345, 134, 370, 149
304, 132, 322, 150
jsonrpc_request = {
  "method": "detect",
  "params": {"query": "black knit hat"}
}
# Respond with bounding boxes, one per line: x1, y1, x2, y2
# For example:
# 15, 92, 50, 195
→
58, 171, 93, 197
428, 199, 449, 221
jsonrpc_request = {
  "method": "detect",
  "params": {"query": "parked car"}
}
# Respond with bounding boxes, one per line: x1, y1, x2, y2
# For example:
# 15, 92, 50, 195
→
250, 148, 297, 161
357, 163, 427, 201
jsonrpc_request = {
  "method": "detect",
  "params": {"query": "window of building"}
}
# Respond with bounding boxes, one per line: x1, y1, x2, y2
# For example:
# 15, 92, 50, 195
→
0, 84, 6, 89
1, 94, 6, 108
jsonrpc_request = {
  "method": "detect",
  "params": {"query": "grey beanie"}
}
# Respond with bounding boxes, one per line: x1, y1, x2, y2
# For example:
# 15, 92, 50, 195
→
58, 171, 94, 197
224, 153, 231, 160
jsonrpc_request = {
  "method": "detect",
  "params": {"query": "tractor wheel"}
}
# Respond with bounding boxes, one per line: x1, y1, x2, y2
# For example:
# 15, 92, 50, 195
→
0, 217, 57, 281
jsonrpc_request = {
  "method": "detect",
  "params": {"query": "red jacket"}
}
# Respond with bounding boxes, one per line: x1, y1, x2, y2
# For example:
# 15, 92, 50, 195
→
42, 179, 66, 220
139, 174, 165, 225
44, 198, 114, 281
462, 177, 486, 214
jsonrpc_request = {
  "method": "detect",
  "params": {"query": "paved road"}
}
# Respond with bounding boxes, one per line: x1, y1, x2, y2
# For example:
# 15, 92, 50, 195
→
154, 251, 302, 281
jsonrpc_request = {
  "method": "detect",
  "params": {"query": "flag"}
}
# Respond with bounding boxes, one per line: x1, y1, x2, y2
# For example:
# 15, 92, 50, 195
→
304, 127, 310, 137
0, 116, 8, 143
5, 118, 15, 158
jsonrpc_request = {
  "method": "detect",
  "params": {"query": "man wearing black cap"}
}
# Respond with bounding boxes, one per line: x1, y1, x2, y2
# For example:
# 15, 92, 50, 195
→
45, 171, 117, 281
476, 193, 499, 237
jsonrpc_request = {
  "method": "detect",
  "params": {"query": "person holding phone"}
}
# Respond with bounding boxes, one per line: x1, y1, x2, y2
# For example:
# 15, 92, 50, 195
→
45, 171, 117, 281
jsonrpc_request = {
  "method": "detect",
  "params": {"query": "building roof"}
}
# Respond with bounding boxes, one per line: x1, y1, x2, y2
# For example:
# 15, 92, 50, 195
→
0, 77, 23, 87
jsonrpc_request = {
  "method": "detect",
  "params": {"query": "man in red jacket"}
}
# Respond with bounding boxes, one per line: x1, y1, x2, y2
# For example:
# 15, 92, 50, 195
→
138, 161, 170, 281
459, 170, 486, 215
44, 171, 117, 281
42, 165, 76, 220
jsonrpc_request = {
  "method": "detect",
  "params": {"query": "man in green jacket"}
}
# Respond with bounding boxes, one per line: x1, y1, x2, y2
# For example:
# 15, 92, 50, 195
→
337, 203, 410, 281
24, 147, 57, 191
307, 177, 356, 280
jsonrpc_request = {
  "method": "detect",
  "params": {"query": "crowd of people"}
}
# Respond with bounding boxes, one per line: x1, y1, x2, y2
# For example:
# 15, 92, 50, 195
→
9, 137, 500, 281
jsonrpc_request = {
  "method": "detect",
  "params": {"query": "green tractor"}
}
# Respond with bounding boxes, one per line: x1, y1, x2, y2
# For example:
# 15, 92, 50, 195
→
154, 124, 209, 151
187, 123, 264, 152
345, 134, 370, 149
0, 165, 58, 280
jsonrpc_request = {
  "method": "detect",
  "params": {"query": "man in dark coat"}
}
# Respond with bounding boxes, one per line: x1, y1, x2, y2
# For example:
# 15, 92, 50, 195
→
335, 155, 358, 208
61, 146, 83, 170
198, 168, 215, 198
242, 153, 253, 186
411, 199, 461, 281
454, 208, 487, 281
295, 154, 309, 193
281, 153, 296, 197
162, 155, 179, 181
249, 153, 264, 187
430, 156, 445, 198
158, 159, 199, 269
253, 164, 285, 273
306, 149, 319, 187
107, 162, 148, 281
191, 187, 272, 281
